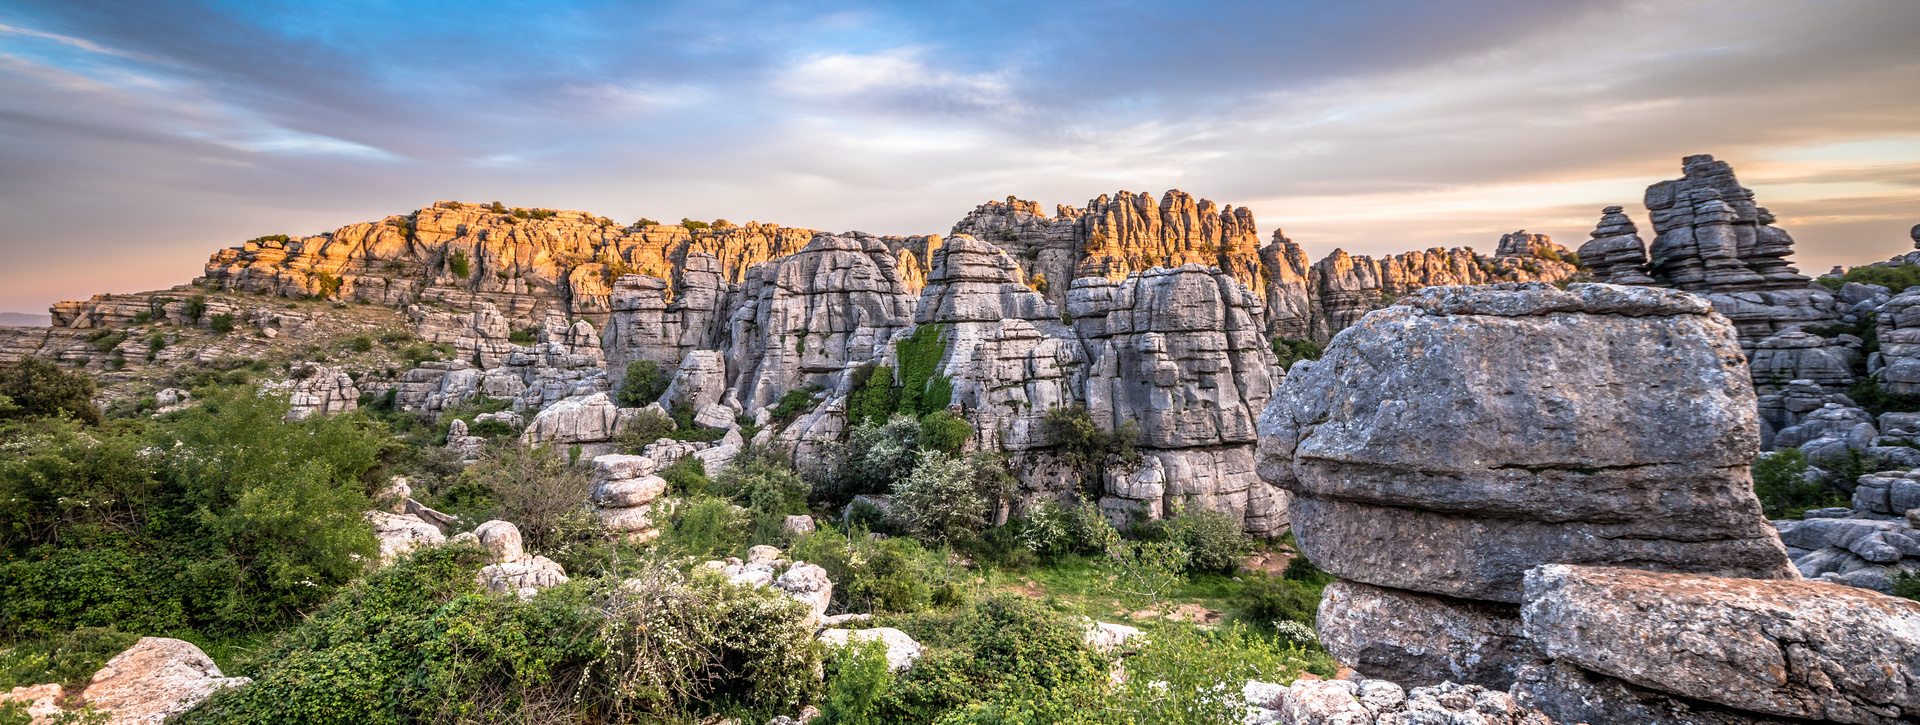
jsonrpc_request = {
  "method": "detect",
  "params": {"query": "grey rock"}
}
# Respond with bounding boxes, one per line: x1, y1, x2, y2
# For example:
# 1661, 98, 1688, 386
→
1316, 579, 1538, 689
1512, 659, 1805, 725
1258, 283, 1794, 602
1523, 564, 1920, 723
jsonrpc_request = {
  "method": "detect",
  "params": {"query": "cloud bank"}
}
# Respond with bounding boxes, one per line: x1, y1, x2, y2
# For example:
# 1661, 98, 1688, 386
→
0, 0, 1915, 312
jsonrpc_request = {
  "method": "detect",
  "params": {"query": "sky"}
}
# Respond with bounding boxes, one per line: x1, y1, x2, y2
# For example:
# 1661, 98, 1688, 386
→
1, 0, 1917, 314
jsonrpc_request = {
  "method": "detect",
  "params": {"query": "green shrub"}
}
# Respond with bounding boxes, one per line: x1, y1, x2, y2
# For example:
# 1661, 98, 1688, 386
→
0, 390, 383, 638
771, 384, 826, 425
183, 296, 208, 324
667, 406, 727, 442
1820, 264, 1920, 293
654, 496, 751, 560
208, 313, 235, 334
823, 414, 923, 504
681, 218, 710, 231
875, 594, 1108, 722
1234, 573, 1321, 626
85, 329, 126, 354
1849, 377, 1920, 418
1894, 571, 1920, 601
181, 547, 821, 724
846, 364, 897, 428
1042, 404, 1138, 478
1270, 337, 1323, 370
507, 327, 537, 345
615, 359, 671, 408
658, 457, 709, 496
1752, 448, 1846, 519
1099, 539, 1189, 606
712, 446, 809, 518
0, 626, 139, 690
918, 411, 972, 455
790, 529, 970, 614
0, 357, 102, 425
633, 217, 660, 227
447, 250, 471, 279
896, 325, 952, 417
819, 637, 894, 725
313, 272, 344, 299
1159, 503, 1251, 573
461, 440, 596, 555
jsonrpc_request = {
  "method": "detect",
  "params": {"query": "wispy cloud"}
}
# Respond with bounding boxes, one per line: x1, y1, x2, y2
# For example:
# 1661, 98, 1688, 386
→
0, 0, 1914, 313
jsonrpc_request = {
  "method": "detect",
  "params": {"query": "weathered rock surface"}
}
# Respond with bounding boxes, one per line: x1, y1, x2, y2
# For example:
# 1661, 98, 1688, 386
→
0, 683, 63, 724
81, 638, 252, 725
591, 453, 666, 542
366, 510, 446, 565
267, 365, 359, 421
1316, 580, 1537, 690
1259, 283, 1796, 604
1523, 565, 1920, 724
1244, 678, 1555, 725
1511, 659, 1804, 725
472, 520, 569, 598
1641, 155, 1843, 348
1576, 207, 1654, 285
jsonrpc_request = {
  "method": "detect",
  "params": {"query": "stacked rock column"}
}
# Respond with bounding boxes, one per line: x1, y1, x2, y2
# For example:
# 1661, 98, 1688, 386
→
1255, 282, 1798, 689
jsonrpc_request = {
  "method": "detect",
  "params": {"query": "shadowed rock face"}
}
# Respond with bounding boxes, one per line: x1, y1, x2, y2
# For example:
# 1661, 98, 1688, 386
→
1257, 282, 1797, 688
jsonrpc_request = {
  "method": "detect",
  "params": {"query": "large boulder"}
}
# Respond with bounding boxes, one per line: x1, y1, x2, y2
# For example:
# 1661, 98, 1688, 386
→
1258, 283, 1795, 604
1523, 565, 1920, 724
81, 638, 251, 724
365, 510, 446, 566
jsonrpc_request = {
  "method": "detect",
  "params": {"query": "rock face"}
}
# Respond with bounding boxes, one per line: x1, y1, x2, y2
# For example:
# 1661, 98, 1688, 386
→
1641, 155, 1843, 348
1521, 565, 1920, 725
82, 637, 252, 725
365, 510, 446, 565
1876, 287, 1920, 395
520, 391, 636, 456
1071, 265, 1286, 535
724, 234, 918, 414
1316, 580, 1538, 690
272, 365, 359, 421
1776, 507, 1920, 594
1258, 283, 1797, 688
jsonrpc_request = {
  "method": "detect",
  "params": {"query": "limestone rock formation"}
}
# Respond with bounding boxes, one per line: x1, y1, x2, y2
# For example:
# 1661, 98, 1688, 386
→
700, 546, 836, 626
81, 638, 252, 725
366, 510, 446, 565
1641, 155, 1843, 347
591, 453, 667, 542
1876, 287, 1920, 395
520, 392, 636, 457
918, 234, 1078, 454
1495, 230, 1568, 260
472, 520, 569, 598
1257, 283, 1796, 688
1522, 565, 1920, 724
1576, 206, 1654, 285
724, 234, 918, 414
269, 365, 359, 421
0, 683, 63, 724
1070, 265, 1286, 535
1776, 505, 1920, 593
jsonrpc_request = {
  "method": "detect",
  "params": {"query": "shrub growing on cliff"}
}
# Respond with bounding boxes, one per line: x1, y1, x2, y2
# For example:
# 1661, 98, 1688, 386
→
1751, 448, 1846, 518
446, 250, 471, 279
614, 359, 670, 408
1270, 337, 1322, 371
1820, 263, 1920, 293
895, 324, 952, 417
207, 313, 235, 334
1043, 405, 1138, 478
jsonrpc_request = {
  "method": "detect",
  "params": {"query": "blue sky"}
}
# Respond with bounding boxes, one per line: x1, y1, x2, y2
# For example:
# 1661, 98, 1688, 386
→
1, 0, 1917, 313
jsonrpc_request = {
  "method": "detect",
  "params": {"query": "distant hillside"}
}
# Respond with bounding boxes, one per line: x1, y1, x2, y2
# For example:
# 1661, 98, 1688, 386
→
0, 312, 51, 327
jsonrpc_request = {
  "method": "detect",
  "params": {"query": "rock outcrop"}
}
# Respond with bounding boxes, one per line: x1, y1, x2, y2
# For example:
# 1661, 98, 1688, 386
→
1641, 155, 1843, 348
590, 454, 667, 542
1244, 678, 1554, 725
817, 628, 924, 672
472, 520, 569, 598
1071, 265, 1286, 535
1517, 565, 1920, 725
1258, 283, 1797, 689
1576, 206, 1654, 285
81, 638, 252, 725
